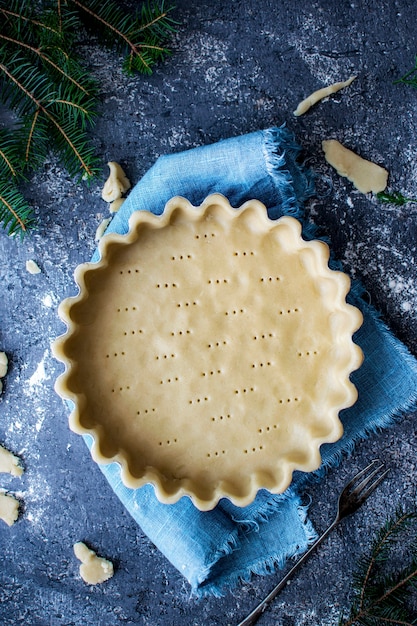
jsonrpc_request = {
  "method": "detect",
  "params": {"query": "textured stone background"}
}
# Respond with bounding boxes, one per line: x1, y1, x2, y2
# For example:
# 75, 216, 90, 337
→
0, 1, 416, 625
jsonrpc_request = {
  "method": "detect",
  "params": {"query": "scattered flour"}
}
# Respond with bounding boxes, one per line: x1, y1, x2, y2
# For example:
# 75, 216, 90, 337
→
291, 14, 348, 83
24, 476, 52, 527
28, 349, 50, 389
42, 293, 59, 309
10, 349, 53, 438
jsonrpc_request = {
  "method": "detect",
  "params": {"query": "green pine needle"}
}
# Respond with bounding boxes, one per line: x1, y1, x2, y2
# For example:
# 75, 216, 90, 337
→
0, 0, 176, 237
70, 0, 177, 76
0, 179, 36, 237
377, 191, 417, 206
394, 55, 417, 89
339, 508, 417, 626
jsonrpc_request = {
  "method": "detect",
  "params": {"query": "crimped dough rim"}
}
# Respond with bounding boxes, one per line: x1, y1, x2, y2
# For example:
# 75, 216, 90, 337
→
53, 194, 363, 510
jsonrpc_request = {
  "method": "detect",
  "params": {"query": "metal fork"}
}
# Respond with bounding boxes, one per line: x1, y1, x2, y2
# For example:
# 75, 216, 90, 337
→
237, 459, 389, 626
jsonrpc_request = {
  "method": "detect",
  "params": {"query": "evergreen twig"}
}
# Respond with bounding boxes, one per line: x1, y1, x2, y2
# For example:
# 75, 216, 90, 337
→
0, 0, 176, 237
339, 508, 417, 626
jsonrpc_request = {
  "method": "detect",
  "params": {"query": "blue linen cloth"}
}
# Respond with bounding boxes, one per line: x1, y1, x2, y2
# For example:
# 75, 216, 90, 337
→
83, 126, 417, 596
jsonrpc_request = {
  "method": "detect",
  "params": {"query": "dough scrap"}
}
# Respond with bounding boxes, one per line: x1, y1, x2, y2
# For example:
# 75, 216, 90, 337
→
0, 351, 7, 378
0, 445, 23, 477
101, 162, 131, 203
0, 492, 20, 526
294, 76, 356, 116
74, 542, 114, 585
26, 260, 42, 274
109, 197, 125, 213
322, 139, 388, 194
95, 217, 112, 242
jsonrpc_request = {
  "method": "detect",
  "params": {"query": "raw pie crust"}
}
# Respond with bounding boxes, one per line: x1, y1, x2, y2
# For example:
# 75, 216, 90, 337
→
53, 194, 363, 511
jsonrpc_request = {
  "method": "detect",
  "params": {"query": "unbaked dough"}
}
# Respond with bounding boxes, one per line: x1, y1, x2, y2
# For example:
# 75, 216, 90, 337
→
26, 260, 41, 274
294, 76, 356, 116
101, 162, 131, 203
109, 197, 125, 213
0, 352, 7, 378
0, 351, 7, 394
73, 542, 114, 584
322, 139, 388, 194
54, 194, 363, 510
0, 492, 20, 526
0, 445, 23, 476
95, 217, 112, 242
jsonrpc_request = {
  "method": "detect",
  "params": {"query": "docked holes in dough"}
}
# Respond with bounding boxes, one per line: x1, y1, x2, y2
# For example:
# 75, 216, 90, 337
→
293, 76, 356, 116
322, 139, 388, 194
101, 162, 131, 203
73, 542, 114, 585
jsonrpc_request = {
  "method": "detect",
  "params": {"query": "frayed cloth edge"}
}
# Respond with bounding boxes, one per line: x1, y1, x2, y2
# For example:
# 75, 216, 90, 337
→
262, 125, 315, 219
191, 494, 318, 598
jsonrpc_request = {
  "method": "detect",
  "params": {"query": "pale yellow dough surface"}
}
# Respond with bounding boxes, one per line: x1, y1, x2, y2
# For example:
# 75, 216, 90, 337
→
26, 259, 42, 274
0, 351, 7, 378
0, 445, 23, 477
74, 542, 114, 584
294, 76, 356, 116
54, 195, 363, 510
0, 492, 20, 526
322, 139, 388, 193
101, 162, 131, 203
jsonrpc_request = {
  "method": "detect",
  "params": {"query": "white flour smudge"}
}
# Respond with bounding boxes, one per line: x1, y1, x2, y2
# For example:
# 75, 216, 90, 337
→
42, 293, 58, 309
28, 349, 50, 389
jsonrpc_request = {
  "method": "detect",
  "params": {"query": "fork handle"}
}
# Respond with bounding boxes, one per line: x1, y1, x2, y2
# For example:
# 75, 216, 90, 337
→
237, 517, 339, 626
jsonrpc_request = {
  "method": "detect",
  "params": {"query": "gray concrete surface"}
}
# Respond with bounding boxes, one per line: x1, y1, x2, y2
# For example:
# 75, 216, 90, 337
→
1, 1, 416, 624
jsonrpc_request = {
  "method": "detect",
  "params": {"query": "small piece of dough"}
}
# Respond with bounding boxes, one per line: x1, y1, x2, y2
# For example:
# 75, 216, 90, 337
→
101, 162, 131, 203
322, 139, 388, 194
95, 217, 112, 242
26, 260, 41, 274
74, 542, 114, 585
294, 76, 356, 116
0, 492, 20, 526
0, 445, 23, 477
109, 197, 125, 213
0, 352, 7, 378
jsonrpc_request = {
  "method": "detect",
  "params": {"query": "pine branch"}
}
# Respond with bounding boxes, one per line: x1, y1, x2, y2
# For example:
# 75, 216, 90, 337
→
1, 55, 99, 178
0, 32, 94, 97
70, 0, 176, 75
0, 177, 36, 237
339, 509, 417, 626
0, 0, 176, 237
1, 3, 63, 41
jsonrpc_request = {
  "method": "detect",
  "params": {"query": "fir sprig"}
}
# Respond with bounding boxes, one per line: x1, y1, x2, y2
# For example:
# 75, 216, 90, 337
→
0, 0, 176, 237
72, 0, 177, 75
339, 508, 417, 626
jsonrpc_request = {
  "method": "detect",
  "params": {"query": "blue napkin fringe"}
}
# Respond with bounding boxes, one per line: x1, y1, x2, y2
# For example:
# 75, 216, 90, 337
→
196, 492, 318, 597
262, 125, 315, 220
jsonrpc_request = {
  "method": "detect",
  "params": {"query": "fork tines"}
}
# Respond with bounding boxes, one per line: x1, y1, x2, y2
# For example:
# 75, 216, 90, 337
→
344, 459, 389, 514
